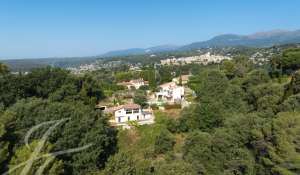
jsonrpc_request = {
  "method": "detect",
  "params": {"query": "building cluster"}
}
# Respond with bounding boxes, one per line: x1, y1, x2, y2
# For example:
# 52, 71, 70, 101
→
67, 63, 100, 74
98, 75, 192, 129
129, 64, 143, 71
67, 60, 126, 74
160, 52, 232, 65
249, 51, 273, 65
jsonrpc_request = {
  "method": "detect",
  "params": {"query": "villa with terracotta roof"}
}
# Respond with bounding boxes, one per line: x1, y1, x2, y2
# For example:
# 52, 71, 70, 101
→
117, 78, 149, 89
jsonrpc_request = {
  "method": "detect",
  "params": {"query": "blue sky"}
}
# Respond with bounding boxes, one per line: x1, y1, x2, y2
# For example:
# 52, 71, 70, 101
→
1, 0, 300, 59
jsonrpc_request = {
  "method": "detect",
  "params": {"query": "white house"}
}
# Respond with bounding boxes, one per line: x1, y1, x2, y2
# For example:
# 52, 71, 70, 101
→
118, 79, 149, 89
105, 103, 154, 127
155, 82, 184, 103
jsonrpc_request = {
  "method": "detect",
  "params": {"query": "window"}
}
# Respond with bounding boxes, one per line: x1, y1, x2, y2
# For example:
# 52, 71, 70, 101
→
118, 117, 121, 123
126, 109, 132, 114
133, 109, 139, 113
128, 116, 130, 121
137, 115, 139, 120
158, 95, 163, 100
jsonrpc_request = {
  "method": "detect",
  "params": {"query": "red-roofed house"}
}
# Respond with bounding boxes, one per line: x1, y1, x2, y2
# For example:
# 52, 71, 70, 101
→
118, 79, 149, 89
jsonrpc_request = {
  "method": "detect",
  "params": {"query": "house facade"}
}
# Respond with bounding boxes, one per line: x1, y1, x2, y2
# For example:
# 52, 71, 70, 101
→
155, 82, 184, 104
105, 104, 154, 127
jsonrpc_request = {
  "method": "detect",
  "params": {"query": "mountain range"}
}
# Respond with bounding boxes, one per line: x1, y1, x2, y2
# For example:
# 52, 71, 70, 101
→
101, 29, 300, 57
101, 45, 180, 57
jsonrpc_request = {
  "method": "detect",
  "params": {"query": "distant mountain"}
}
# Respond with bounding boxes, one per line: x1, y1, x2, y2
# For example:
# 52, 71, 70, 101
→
102, 48, 145, 57
180, 29, 300, 50
100, 29, 300, 57
101, 45, 180, 57
146, 45, 181, 53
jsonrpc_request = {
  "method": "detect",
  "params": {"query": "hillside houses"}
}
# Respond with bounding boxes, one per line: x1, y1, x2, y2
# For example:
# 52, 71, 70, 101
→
100, 75, 193, 129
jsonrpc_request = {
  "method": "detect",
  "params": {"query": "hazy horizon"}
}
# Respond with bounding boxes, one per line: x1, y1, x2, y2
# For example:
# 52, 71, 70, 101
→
1, 0, 300, 59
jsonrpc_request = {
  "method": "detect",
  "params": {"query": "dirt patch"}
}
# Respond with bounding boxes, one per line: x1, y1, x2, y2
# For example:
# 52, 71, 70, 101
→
162, 109, 182, 119
173, 134, 186, 155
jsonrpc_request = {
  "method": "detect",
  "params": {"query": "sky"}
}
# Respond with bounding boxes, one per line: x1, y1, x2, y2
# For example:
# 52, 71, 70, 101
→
1, 0, 300, 59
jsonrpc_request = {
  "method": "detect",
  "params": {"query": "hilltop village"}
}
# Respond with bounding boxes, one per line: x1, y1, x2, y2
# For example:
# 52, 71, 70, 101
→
67, 52, 232, 74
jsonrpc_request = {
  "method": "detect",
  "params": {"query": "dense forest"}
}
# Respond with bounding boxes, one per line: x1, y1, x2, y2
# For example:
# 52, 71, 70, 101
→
1, 46, 300, 175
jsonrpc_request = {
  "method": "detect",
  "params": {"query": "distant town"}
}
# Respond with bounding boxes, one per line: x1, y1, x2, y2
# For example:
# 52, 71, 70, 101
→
64, 46, 280, 75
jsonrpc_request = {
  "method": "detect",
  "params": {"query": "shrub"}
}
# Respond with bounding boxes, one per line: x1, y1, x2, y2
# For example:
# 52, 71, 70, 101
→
164, 103, 181, 110
150, 104, 159, 110
154, 129, 175, 154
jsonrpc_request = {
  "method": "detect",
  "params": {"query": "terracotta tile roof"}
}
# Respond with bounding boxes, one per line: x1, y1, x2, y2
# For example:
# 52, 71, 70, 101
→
159, 82, 177, 88
105, 103, 141, 113
121, 103, 141, 109
180, 75, 191, 81
117, 79, 147, 86
130, 79, 144, 84
117, 82, 132, 86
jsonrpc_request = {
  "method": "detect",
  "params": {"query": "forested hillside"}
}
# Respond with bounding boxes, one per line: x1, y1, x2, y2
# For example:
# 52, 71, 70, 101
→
1, 47, 300, 175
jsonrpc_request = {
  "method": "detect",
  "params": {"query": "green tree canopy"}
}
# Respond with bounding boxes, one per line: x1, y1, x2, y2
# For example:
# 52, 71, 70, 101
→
0, 110, 15, 173
5, 98, 117, 174
242, 69, 270, 91
189, 69, 229, 102
247, 83, 284, 114
133, 90, 148, 108
154, 129, 175, 154
286, 70, 300, 96
23, 67, 70, 98
101, 152, 136, 175
0, 63, 9, 75
279, 48, 300, 73
8, 140, 64, 175
280, 93, 300, 112
251, 112, 300, 175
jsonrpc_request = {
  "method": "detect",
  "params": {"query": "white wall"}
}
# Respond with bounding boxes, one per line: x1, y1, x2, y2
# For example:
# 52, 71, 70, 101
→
172, 87, 184, 101
114, 108, 144, 123
156, 86, 184, 102
133, 82, 144, 89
